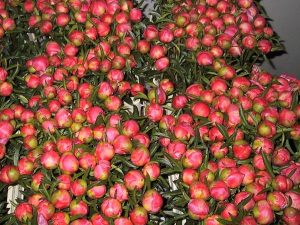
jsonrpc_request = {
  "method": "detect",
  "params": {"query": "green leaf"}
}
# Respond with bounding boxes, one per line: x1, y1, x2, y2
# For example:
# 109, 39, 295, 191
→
237, 193, 254, 209
257, 187, 272, 196
216, 124, 229, 139
239, 105, 253, 130
217, 218, 237, 225
221, 128, 238, 149
134, 92, 149, 101
18, 94, 28, 104
163, 152, 183, 171
161, 213, 188, 225
261, 151, 275, 178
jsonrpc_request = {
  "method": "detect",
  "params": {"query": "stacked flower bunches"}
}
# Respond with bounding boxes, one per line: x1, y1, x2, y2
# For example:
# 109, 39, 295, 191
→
0, 45, 166, 224
133, 0, 282, 87
0, 0, 166, 224
0, 0, 299, 225
142, 66, 300, 224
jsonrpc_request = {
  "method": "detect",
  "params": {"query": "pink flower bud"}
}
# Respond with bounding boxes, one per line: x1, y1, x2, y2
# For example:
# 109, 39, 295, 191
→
131, 147, 150, 167
114, 218, 133, 225
190, 182, 210, 200
286, 191, 300, 210
210, 180, 230, 201
101, 198, 122, 218
130, 207, 148, 225
87, 185, 106, 200
142, 161, 160, 181
272, 175, 293, 192
37, 200, 55, 221
15, 203, 33, 223
94, 160, 111, 180
283, 207, 300, 225
124, 170, 145, 191
183, 149, 203, 169
51, 190, 72, 210
142, 189, 163, 213
59, 152, 79, 175
188, 199, 209, 220
267, 191, 288, 211
253, 200, 274, 224
51, 212, 70, 225
70, 200, 88, 217
109, 183, 128, 202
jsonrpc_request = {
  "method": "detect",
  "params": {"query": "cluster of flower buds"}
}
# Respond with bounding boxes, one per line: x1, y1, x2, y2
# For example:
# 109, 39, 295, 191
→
136, 0, 278, 73
138, 66, 300, 224
0, 68, 165, 224
8, 110, 164, 224
22, 0, 142, 36
0, 67, 13, 97
0, 0, 299, 225
24, 38, 138, 92
0, 1, 16, 38
0, 0, 165, 224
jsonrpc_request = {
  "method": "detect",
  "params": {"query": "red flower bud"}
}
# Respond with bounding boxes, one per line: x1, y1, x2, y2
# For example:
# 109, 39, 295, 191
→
51, 212, 70, 225
37, 200, 55, 221
51, 189, 72, 209
70, 200, 88, 217
267, 191, 288, 211
233, 140, 252, 160
0, 165, 20, 184
131, 147, 150, 167
15, 203, 33, 223
101, 198, 122, 218
142, 161, 160, 181
94, 160, 111, 180
283, 207, 300, 225
124, 170, 145, 191
253, 200, 274, 224
142, 189, 163, 213
210, 180, 230, 201
87, 185, 106, 199
130, 207, 148, 225
188, 199, 209, 220
190, 182, 210, 200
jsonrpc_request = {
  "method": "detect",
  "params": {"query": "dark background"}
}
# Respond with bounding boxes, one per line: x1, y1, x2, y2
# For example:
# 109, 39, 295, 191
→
261, 0, 300, 78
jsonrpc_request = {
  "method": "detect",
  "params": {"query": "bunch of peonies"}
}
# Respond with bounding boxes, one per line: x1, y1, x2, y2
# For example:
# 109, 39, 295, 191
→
0, 1, 16, 38
0, 0, 299, 225
134, 0, 280, 74
142, 66, 300, 224
0, 67, 13, 97
21, 0, 142, 36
